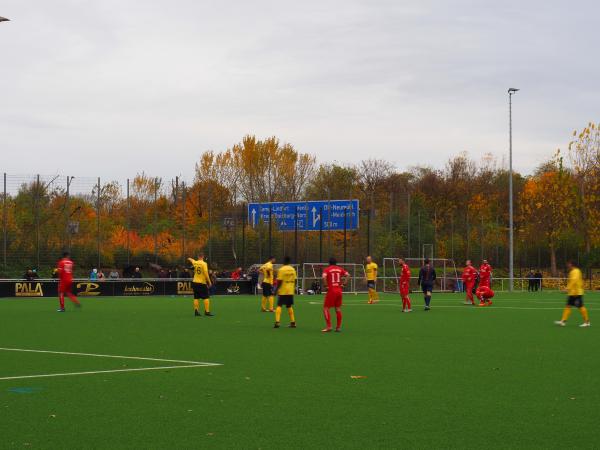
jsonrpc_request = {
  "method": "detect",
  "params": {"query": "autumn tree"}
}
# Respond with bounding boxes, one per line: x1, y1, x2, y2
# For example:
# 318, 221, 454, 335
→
520, 153, 577, 275
568, 122, 600, 252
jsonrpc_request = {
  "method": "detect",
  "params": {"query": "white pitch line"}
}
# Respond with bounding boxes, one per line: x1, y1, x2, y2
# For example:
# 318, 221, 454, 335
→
0, 364, 214, 381
0, 347, 218, 366
307, 301, 565, 310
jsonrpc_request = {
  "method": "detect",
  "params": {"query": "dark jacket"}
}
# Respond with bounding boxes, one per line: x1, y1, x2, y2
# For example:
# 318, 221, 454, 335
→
418, 265, 437, 286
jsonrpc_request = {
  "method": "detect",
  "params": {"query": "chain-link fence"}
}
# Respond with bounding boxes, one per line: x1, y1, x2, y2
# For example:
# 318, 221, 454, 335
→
0, 172, 593, 279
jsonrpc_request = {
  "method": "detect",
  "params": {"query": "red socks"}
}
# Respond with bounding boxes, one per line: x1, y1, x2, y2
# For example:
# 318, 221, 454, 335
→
335, 310, 342, 329
67, 292, 79, 305
324, 308, 332, 329
59, 294, 65, 309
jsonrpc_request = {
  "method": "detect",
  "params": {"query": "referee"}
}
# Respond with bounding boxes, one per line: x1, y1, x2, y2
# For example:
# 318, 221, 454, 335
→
417, 258, 437, 311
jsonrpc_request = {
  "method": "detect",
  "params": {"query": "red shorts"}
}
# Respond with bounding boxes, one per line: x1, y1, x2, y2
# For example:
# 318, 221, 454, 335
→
58, 279, 73, 294
324, 289, 343, 308
399, 281, 409, 296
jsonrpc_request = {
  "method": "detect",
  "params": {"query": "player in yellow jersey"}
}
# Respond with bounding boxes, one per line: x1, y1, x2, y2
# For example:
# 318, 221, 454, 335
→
555, 260, 590, 327
365, 256, 379, 304
187, 253, 214, 317
274, 256, 297, 328
259, 256, 276, 312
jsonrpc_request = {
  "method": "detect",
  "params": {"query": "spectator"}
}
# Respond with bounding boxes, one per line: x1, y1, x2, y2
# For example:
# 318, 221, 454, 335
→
108, 269, 119, 279
231, 267, 242, 281
527, 270, 535, 292
179, 268, 191, 278
90, 268, 98, 280
97, 270, 105, 280
132, 267, 142, 279
249, 268, 259, 295
534, 270, 543, 291
168, 268, 178, 278
31, 269, 40, 279
23, 269, 35, 281
51, 268, 59, 279
209, 270, 218, 295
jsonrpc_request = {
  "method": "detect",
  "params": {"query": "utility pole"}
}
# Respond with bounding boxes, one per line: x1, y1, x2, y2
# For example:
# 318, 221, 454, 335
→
508, 88, 519, 292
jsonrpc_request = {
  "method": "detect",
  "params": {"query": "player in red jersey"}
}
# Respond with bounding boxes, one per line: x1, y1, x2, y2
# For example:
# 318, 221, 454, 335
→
398, 258, 412, 312
476, 259, 494, 306
462, 260, 478, 305
321, 257, 349, 332
56, 252, 80, 312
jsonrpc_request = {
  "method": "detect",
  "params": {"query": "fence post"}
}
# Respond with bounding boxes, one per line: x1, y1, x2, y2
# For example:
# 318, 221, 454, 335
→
258, 215, 262, 262
417, 210, 421, 260
481, 216, 484, 260
126, 178, 130, 265
407, 191, 411, 257
154, 177, 158, 264
2, 173, 6, 269
208, 189, 212, 263
181, 181, 186, 264
319, 206, 323, 262
242, 203, 246, 268
366, 208, 371, 256
36, 174, 40, 269
343, 207, 347, 263
450, 213, 454, 261
294, 205, 298, 263
97, 177, 101, 269
66, 176, 73, 253
268, 204, 272, 258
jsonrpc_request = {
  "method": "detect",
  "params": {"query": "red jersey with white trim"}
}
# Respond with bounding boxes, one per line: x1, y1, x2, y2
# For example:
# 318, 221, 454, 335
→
479, 263, 492, 288
57, 257, 74, 282
462, 266, 477, 284
323, 265, 349, 291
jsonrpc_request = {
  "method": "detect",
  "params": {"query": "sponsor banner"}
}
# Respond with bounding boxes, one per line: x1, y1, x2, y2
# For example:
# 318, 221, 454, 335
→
0, 279, 254, 298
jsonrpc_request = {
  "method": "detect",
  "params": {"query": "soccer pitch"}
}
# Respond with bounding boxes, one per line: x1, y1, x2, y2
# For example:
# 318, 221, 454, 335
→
0, 291, 598, 449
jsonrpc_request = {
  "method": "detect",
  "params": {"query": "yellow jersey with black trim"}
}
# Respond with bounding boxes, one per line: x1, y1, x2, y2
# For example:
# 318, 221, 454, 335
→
189, 259, 210, 285
260, 261, 274, 284
567, 267, 584, 296
277, 265, 297, 296
366, 262, 378, 281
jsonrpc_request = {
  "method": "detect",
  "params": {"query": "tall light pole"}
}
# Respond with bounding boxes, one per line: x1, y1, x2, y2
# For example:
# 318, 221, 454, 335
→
0, 17, 10, 23
508, 88, 519, 292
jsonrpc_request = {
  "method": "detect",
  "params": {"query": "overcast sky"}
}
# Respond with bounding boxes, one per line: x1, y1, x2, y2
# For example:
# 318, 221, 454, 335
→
1, 0, 598, 182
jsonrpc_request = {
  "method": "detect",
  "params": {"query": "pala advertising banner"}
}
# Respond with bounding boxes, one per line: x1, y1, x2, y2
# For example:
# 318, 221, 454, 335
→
0, 279, 254, 298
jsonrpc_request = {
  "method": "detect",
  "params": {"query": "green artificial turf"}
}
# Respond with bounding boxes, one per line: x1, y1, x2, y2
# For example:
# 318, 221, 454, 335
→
0, 291, 598, 449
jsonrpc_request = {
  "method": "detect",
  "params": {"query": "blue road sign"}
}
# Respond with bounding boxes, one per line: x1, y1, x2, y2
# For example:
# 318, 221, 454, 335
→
248, 200, 359, 231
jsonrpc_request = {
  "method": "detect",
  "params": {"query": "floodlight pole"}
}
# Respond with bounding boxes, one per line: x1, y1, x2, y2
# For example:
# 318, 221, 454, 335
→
508, 88, 519, 292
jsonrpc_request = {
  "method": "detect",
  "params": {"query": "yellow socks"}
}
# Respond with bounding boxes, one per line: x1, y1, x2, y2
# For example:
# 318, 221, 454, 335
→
269, 296, 274, 310
373, 290, 379, 301
288, 306, 295, 323
193, 299, 199, 312
561, 307, 572, 322
275, 306, 282, 322
204, 299, 210, 313
261, 296, 267, 311
580, 306, 590, 322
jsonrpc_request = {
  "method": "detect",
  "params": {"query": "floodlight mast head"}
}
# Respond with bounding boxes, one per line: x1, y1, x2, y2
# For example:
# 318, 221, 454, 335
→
0, 16, 10, 23
508, 88, 519, 94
